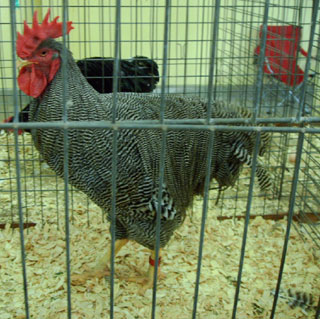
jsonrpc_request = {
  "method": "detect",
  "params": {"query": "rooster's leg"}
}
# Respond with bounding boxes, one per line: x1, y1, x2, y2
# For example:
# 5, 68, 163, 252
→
96, 238, 129, 275
127, 248, 164, 294
71, 239, 128, 285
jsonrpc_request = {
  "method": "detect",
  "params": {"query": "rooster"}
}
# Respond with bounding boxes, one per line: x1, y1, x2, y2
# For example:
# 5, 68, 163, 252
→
4, 56, 159, 134
15, 10, 271, 292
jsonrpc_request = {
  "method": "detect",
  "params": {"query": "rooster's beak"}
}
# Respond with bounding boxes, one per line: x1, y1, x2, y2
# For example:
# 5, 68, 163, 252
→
16, 59, 36, 70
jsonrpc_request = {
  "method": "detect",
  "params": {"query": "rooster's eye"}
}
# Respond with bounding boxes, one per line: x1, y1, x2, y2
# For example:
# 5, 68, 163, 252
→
40, 51, 48, 57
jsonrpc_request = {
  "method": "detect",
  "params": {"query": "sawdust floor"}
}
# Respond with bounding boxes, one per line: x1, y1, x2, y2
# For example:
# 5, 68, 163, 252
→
0, 133, 319, 319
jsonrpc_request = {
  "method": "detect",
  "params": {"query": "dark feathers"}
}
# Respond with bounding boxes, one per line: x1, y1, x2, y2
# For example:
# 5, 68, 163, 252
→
271, 289, 315, 315
76, 56, 159, 93
4, 56, 159, 132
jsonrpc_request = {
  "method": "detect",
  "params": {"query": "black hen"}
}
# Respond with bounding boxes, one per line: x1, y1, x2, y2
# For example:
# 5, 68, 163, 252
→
77, 56, 159, 93
4, 56, 159, 133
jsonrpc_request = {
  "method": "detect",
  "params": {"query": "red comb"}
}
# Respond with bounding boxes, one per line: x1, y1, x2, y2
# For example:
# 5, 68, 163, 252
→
16, 9, 74, 59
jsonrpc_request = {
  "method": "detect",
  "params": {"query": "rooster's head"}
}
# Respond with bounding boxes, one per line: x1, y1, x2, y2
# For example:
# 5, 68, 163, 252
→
16, 9, 74, 98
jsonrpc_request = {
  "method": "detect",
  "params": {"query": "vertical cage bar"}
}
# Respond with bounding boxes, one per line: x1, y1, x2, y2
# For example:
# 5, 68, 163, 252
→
112, 0, 121, 121
197, 0, 208, 98
9, 1, 30, 318
226, 0, 237, 104
152, 129, 167, 319
109, 1, 122, 318
61, 0, 72, 317
151, 1, 171, 318
159, 0, 171, 123
232, 132, 261, 319
192, 130, 215, 319
182, 0, 190, 95
62, 124, 72, 319
270, 132, 305, 319
109, 128, 118, 319
297, 0, 319, 120
253, 0, 270, 120
206, 0, 220, 123
0, 9, 15, 225
192, 3, 221, 315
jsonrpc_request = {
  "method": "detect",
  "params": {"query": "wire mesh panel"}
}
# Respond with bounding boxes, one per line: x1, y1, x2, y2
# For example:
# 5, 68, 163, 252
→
0, 0, 319, 319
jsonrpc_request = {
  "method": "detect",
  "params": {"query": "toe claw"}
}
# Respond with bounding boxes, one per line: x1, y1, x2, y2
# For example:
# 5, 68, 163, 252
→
71, 274, 88, 286
127, 274, 155, 295
71, 266, 109, 286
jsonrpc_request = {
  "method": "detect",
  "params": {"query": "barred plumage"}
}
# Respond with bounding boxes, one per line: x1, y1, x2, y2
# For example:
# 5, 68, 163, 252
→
271, 289, 315, 315
17, 12, 272, 287
26, 39, 271, 250
4, 55, 159, 134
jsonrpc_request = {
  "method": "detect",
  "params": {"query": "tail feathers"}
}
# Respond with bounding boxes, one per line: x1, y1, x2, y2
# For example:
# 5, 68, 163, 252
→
271, 289, 315, 315
232, 141, 252, 165
256, 165, 272, 191
232, 142, 272, 191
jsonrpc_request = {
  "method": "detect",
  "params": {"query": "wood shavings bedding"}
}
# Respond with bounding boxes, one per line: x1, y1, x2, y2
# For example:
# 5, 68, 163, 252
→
0, 133, 319, 319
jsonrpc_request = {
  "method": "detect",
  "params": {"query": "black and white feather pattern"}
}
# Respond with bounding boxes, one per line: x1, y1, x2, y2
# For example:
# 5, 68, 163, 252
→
271, 289, 315, 315
231, 140, 272, 191
28, 38, 272, 251
5, 56, 159, 132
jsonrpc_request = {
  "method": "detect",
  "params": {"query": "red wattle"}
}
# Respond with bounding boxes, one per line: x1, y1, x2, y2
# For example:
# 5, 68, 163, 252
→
18, 64, 48, 98
3, 116, 24, 135
48, 58, 61, 83
3, 116, 13, 123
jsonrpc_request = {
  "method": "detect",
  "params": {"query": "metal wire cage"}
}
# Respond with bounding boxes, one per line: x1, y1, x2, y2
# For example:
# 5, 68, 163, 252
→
0, 0, 319, 318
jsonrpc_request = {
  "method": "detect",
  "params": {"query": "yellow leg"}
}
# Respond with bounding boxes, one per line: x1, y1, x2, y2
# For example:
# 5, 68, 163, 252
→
71, 239, 128, 286
127, 248, 165, 295
96, 238, 129, 270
